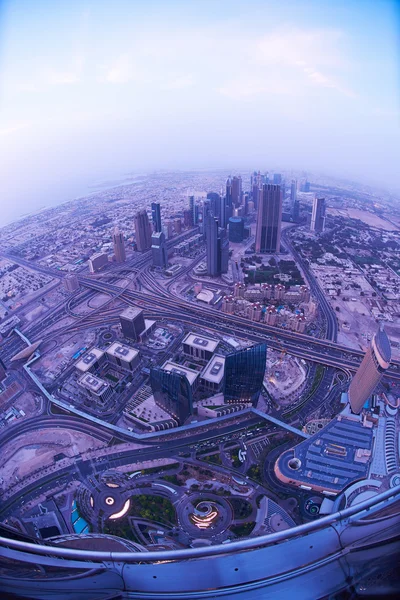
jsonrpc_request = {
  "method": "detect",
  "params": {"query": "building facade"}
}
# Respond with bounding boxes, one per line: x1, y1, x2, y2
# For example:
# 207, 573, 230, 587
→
228, 217, 244, 243
88, 252, 108, 273
150, 366, 193, 424
151, 231, 168, 268
311, 197, 326, 233
134, 210, 152, 252
119, 307, 146, 341
151, 202, 162, 233
63, 273, 80, 292
112, 228, 126, 263
106, 342, 140, 371
224, 343, 267, 405
348, 325, 391, 414
255, 184, 282, 253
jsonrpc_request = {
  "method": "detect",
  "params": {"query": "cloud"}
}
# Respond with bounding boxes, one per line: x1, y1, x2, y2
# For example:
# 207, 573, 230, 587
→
160, 74, 195, 90
99, 54, 136, 84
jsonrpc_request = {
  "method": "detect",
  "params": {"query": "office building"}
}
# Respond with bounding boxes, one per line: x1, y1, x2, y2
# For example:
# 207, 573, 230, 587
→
150, 366, 193, 424
290, 180, 298, 221
112, 227, 126, 263
273, 173, 282, 185
200, 354, 225, 393
231, 176, 242, 207
88, 252, 108, 273
255, 184, 282, 253
182, 332, 219, 361
206, 214, 229, 277
224, 343, 267, 405
161, 361, 199, 392
348, 325, 391, 414
63, 273, 80, 293
311, 197, 326, 233
189, 195, 199, 225
174, 218, 182, 234
106, 342, 139, 371
134, 210, 152, 252
75, 348, 105, 374
151, 231, 168, 268
77, 373, 113, 404
151, 202, 162, 233
228, 217, 244, 242
183, 209, 193, 227
119, 307, 145, 341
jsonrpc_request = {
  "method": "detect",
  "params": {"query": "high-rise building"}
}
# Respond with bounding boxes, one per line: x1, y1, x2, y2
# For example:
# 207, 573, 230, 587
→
150, 366, 193, 424
273, 173, 282, 185
206, 215, 229, 277
224, 343, 267, 405
255, 184, 282, 253
88, 252, 108, 273
348, 325, 391, 414
151, 231, 168, 268
183, 209, 193, 227
290, 180, 297, 204
63, 273, 80, 292
189, 195, 199, 225
151, 202, 162, 233
311, 197, 326, 233
229, 217, 244, 242
174, 218, 182, 234
134, 210, 152, 252
112, 227, 126, 263
119, 307, 146, 341
232, 176, 242, 207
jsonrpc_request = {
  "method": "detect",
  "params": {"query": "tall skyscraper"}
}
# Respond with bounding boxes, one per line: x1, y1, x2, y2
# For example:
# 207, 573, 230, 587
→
151, 231, 168, 268
151, 202, 162, 233
224, 343, 267, 405
134, 210, 152, 252
206, 215, 229, 277
119, 307, 146, 341
0, 357, 7, 382
206, 214, 219, 276
112, 227, 126, 263
232, 176, 242, 207
311, 197, 326, 233
189, 195, 198, 225
150, 366, 193, 424
348, 325, 391, 414
290, 180, 300, 223
255, 184, 282, 253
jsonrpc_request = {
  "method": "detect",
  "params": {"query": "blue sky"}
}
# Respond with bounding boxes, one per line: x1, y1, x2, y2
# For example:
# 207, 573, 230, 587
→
0, 0, 399, 224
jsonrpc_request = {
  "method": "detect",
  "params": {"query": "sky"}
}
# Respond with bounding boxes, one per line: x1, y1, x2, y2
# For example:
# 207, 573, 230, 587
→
0, 0, 399, 225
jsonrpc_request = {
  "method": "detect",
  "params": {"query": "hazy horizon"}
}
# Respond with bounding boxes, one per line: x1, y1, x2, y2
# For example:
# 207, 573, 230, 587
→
1, 0, 399, 226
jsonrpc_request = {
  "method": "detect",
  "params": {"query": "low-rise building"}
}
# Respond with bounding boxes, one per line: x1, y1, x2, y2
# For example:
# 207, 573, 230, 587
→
182, 332, 219, 361
77, 373, 113, 404
161, 361, 199, 391
75, 348, 105, 373
200, 354, 225, 393
106, 342, 140, 371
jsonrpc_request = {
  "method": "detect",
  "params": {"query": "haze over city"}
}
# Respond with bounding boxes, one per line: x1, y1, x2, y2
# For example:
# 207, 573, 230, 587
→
0, 0, 399, 225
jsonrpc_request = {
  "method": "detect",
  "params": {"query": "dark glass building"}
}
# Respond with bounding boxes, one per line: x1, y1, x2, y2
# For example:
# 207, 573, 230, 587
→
151, 202, 162, 233
228, 217, 244, 242
224, 343, 267, 405
150, 366, 193, 424
255, 184, 282, 253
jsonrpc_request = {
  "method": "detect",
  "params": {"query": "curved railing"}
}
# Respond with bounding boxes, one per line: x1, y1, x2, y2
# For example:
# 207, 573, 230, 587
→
1, 486, 399, 599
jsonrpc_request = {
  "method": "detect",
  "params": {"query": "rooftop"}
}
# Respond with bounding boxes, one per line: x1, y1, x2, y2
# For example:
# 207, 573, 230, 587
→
161, 361, 199, 386
201, 355, 226, 384
120, 306, 143, 321
78, 373, 110, 395
183, 332, 219, 353
276, 415, 374, 494
75, 348, 105, 372
106, 342, 139, 362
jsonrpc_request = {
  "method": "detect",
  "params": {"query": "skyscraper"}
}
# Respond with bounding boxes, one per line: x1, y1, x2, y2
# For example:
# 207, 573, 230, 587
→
255, 184, 282, 253
112, 227, 126, 263
151, 202, 162, 233
224, 343, 267, 405
311, 197, 326, 233
206, 215, 229, 277
134, 210, 152, 252
150, 366, 193, 424
348, 325, 391, 414
273, 173, 282, 185
231, 176, 242, 207
206, 214, 219, 276
290, 180, 300, 223
119, 307, 146, 341
189, 195, 198, 225
151, 231, 168, 268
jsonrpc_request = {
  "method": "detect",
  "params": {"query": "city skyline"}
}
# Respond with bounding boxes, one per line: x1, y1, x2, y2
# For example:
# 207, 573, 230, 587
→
0, 0, 399, 226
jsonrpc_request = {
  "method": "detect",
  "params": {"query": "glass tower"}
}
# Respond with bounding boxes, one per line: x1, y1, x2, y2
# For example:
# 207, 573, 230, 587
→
150, 366, 193, 424
224, 343, 267, 405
